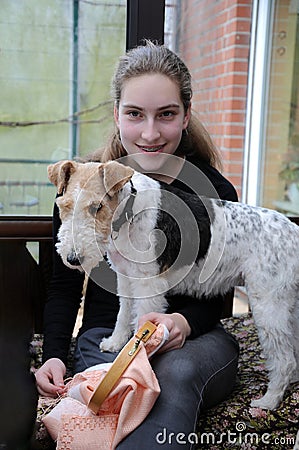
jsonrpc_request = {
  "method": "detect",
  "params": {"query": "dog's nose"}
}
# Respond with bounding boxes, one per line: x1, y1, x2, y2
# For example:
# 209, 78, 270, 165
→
67, 251, 84, 266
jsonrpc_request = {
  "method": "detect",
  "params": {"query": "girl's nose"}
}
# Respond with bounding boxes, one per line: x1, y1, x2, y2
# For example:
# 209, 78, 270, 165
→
141, 119, 161, 141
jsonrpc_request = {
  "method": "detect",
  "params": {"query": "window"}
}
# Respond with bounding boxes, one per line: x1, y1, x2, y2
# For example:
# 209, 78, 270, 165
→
244, 0, 299, 215
0, 0, 126, 215
263, 0, 299, 214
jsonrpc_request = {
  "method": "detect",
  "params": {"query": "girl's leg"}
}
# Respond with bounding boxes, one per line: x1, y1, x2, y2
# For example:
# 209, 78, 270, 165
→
73, 327, 117, 373
117, 324, 239, 450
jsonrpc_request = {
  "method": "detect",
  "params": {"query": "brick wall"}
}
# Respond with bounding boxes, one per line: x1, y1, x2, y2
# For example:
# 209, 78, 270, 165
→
178, 0, 253, 197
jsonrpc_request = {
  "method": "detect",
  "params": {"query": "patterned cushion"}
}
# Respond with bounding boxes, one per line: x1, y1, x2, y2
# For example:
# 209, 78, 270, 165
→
30, 315, 299, 449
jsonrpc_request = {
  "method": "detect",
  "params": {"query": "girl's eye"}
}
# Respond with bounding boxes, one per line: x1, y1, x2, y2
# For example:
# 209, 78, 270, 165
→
89, 203, 102, 216
128, 111, 141, 118
160, 111, 174, 118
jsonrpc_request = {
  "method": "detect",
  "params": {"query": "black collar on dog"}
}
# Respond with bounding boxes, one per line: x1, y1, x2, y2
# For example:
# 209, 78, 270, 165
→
111, 180, 137, 237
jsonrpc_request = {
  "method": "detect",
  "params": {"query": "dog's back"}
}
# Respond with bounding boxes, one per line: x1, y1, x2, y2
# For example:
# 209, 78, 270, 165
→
215, 200, 299, 289
161, 191, 298, 302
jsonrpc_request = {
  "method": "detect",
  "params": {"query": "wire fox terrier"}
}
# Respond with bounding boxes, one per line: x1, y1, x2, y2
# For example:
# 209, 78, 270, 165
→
48, 159, 299, 410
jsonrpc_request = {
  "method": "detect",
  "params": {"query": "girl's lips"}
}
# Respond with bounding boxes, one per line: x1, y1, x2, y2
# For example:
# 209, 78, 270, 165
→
136, 144, 166, 153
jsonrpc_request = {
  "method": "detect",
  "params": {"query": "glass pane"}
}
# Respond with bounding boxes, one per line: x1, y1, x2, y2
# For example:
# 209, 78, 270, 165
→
0, 0, 126, 215
262, 0, 299, 215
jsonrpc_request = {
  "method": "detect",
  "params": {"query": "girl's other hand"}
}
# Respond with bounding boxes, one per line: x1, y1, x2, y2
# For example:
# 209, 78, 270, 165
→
35, 358, 67, 397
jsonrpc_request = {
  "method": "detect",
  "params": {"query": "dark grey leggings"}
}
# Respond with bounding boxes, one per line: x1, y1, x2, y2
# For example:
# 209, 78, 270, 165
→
74, 324, 239, 449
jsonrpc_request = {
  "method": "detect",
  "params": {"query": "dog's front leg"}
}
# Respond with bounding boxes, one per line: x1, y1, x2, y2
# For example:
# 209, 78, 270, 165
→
130, 276, 170, 330
100, 296, 134, 352
100, 273, 134, 352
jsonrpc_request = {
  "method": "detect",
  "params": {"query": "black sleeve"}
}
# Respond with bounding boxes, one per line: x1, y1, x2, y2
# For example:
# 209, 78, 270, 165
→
42, 202, 85, 364
166, 293, 224, 338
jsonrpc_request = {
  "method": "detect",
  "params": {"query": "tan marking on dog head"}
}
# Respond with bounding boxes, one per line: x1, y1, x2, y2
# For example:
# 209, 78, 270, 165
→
48, 160, 78, 194
101, 161, 134, 197
55, 194, 75, 222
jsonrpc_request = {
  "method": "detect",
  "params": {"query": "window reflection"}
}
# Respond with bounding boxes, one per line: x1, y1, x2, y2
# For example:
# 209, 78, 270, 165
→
0, 1, 126, 215
264, 1, 299, 215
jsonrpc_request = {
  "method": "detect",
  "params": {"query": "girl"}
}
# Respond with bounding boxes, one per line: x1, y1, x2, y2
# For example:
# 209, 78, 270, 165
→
36, 41, 239, 449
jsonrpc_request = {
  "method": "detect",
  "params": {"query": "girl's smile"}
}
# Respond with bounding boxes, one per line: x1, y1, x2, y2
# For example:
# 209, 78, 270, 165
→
136, 143, 166, 153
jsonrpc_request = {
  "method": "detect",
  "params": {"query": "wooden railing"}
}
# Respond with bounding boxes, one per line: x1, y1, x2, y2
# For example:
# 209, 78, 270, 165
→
0, 216, 52, 334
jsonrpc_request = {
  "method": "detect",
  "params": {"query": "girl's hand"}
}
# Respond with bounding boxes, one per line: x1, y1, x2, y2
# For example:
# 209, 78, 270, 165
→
138, 312, 191, 353
35, 358, 67, 397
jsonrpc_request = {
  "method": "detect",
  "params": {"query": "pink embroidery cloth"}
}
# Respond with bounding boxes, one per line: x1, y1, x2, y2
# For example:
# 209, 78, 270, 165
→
43, 324, 168, 449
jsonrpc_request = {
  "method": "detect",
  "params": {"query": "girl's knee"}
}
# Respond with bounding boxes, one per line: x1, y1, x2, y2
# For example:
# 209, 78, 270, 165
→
153, 350, 202, 387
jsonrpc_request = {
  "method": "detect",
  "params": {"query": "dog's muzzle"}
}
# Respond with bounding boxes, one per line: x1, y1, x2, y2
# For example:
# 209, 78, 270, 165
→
67, 250, 84, 266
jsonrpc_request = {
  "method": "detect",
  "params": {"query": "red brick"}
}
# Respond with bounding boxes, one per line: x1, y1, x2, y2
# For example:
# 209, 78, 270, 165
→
178, 0, 252, 199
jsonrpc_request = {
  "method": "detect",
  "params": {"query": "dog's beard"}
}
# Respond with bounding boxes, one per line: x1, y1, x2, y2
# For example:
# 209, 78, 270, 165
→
55, 239, 105, 276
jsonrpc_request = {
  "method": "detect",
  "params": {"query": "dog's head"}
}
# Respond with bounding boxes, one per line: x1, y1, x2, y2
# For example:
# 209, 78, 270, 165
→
48, 160, 134, 274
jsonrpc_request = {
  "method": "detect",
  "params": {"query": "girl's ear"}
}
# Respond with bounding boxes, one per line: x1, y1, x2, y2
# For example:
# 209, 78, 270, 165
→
183, 103, 191, 130
114, 104, 120, 128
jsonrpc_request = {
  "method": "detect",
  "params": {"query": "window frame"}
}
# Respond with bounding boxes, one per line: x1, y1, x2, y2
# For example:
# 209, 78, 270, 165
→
242, 0, 275, 205
126, 0, 165, 49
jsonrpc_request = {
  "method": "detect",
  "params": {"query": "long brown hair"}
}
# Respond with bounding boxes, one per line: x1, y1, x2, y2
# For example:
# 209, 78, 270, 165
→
91, 41, 221, 169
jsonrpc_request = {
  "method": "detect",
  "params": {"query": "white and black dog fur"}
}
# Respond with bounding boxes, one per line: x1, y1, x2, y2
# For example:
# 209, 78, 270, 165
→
48, 159, 299, 410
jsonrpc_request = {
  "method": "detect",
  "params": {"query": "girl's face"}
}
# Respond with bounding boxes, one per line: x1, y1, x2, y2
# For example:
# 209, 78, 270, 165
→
114, 73, 191, 173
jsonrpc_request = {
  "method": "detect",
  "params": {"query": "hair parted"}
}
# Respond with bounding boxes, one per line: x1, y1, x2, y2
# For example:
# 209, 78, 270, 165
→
112, 40, 192, 113
92, 40, 221, 169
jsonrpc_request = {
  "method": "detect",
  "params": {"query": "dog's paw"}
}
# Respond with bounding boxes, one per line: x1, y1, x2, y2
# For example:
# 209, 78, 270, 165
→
250, 394, 280, 410
99, 335, 127, 353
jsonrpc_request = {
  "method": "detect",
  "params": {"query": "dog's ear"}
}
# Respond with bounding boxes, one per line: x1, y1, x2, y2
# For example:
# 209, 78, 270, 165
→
101, 161, 134, 197
47, 160, 77, 194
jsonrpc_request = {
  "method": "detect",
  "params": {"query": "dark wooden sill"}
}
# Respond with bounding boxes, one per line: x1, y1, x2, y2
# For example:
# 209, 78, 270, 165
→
0, 215, 52, 240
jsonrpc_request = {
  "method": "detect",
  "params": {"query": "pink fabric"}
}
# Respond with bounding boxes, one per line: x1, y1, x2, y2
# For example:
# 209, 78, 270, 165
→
43, 325, 167, 449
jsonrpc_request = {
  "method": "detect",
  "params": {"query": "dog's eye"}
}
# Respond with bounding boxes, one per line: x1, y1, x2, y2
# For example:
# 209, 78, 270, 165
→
89, 203, 102, 216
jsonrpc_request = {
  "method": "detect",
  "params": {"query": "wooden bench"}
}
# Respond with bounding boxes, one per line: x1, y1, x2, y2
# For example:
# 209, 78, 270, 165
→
1, 216, 298, 449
